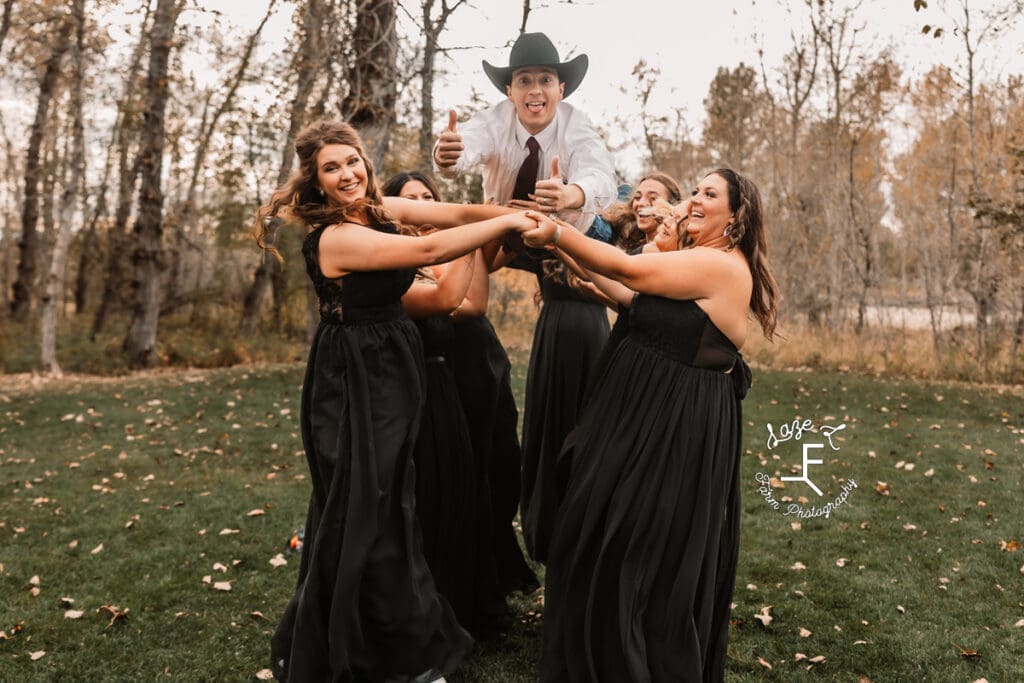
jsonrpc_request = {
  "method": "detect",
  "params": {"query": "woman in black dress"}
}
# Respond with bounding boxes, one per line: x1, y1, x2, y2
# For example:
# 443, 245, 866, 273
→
520, 172, 682, 563
522, 168, 779, 682
254, 121, 536, 683
382, 171, 504, 631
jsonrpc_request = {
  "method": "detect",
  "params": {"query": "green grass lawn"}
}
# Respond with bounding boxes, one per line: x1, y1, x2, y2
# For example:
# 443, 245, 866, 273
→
0, 362, 1021, 681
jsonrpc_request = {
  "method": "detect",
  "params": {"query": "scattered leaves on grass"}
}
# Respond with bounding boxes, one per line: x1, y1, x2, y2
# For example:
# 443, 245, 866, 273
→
875, 481, 890, 496
246, 509, 265, 517
799, 627, 812, 637
97, 604, 129, 627
791, 561, 807, 570
835, 558, 850, 568
64, 609, 84, 620
219, 528, 239, 536
896, 605, 905, 614
250, 611, 266, 621
213, 562, 228, 573
753, 605, 773, 627
29, 575, 40, 586
999, 540, 1019, 552
213, 581, 232, 592
68, 539, 78, 549
59, 597, 75, 608
256, 669, 275, 680
269, 553, 288, 568
756, 657, 772, 670
29, 651, 46, 661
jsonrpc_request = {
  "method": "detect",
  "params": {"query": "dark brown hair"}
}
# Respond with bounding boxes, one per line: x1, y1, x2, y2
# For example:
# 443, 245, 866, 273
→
381, 171, 443, 203
253, 120, 408, 261
690, 168, 778, 339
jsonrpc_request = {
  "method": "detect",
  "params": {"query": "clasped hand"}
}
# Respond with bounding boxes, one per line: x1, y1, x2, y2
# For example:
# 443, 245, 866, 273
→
516, 211, 560, 248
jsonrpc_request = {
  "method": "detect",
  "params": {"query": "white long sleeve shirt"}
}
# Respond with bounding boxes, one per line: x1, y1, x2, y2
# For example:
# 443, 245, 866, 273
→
434, 100, 617, 233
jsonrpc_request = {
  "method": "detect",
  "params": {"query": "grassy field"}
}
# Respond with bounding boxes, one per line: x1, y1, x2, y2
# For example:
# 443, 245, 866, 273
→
0, 360, 1021, 682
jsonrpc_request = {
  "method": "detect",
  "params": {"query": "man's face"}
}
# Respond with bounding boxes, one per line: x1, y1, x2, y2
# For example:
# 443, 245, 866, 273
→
506, 67, 564, 135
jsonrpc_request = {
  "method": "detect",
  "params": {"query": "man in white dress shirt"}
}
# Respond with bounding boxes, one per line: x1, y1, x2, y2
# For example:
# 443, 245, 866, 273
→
433, 32, 617, 241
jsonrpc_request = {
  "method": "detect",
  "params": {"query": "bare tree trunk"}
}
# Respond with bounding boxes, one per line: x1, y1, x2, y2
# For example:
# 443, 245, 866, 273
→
0, 0, 14, 55
11, 21, 72, 321
166, 0, 277, 296
0, 114, 19, 311
74, 134, 116, 313
89, 7, 151, 336
416, 0, 468, 162
340, 0, 398, 169
123, 0, 181, 368
42, 0, 86, 375
239, 0, 326, 335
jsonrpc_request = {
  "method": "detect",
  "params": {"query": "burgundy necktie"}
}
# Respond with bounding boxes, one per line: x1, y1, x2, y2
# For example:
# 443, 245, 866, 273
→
512, 136, 540, 201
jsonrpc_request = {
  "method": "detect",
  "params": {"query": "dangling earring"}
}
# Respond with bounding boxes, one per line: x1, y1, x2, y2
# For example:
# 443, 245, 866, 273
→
723, 224, 732, 237
318, 188, 325, 199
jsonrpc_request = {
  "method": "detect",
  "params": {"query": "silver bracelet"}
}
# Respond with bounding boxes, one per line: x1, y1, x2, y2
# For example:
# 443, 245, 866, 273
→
552, 224, 563, 245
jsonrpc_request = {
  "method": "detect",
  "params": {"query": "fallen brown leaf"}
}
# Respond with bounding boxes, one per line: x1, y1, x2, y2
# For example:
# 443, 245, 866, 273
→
753, 605, 773, 627
97, 604, 129, 627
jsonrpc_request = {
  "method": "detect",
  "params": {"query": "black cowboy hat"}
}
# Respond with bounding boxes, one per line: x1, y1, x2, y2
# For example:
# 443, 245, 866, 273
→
482, 32, 588, 98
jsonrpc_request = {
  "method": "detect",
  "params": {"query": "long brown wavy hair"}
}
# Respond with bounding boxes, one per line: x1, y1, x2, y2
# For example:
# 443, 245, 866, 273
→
686, 168, 779, 340
605, 171, 682, 251
253, 120, 411, 262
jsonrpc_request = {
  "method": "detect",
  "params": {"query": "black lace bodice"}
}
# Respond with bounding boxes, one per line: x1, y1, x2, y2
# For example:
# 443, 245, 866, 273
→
301, 222, 416, 324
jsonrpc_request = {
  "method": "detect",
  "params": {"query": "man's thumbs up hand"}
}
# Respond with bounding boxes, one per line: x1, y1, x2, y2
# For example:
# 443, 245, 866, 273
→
435, 109, 463, 168
532, 155, 582, 214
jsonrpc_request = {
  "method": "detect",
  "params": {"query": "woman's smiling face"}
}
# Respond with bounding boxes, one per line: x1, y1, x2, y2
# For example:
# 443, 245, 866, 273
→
316, 144, 368, 207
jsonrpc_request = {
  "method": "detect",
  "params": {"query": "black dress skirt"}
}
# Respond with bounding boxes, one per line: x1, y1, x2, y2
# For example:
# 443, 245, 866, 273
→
271, 223, 471, 682
541, 296, 751, 683
412, 314, 478, 627
519, 263, 610, 563
447, 315, 538, 606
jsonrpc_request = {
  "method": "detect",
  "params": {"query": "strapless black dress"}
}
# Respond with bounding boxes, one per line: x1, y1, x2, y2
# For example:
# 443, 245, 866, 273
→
541, 295, 751, 683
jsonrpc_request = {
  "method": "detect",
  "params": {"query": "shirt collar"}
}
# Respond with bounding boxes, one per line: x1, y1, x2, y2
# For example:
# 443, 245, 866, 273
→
514, 108, 559, 152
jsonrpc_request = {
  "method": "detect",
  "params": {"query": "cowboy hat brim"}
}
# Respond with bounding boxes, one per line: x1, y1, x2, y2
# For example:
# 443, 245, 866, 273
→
482, 53, 589, 99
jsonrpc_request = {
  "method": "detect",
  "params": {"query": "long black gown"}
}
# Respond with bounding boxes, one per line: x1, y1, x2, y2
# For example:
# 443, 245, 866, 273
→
412, 314, 478, 627
519, 262, 611, 563
271, 222, 471, 683
541, 295, 751, 683
446, 315, 538, 604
